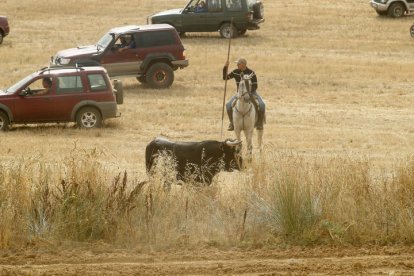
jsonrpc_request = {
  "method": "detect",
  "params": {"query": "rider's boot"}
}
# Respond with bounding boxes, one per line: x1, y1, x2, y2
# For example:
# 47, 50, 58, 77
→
227, 106, 234, 131
251, 99, 263, 129
228, 122, 234, 131
256, 111, 264, 130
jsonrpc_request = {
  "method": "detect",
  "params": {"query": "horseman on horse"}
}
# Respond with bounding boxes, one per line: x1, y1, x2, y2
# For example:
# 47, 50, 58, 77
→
222, 58, 265, 131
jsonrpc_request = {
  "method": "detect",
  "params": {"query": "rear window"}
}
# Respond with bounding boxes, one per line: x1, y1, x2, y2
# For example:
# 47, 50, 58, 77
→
247, 0, 257, 8
226, 0, 242, 11
87, 74, 108, 92
208, 0, 223, 12
57, 76, 83, 93
136, 30, 176, 48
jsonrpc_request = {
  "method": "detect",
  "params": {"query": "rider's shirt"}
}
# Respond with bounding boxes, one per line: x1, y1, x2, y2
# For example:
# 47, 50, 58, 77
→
223, 66, 258, 92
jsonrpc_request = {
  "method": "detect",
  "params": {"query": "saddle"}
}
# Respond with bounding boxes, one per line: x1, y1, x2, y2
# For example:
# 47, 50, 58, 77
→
231, 94, 260, 112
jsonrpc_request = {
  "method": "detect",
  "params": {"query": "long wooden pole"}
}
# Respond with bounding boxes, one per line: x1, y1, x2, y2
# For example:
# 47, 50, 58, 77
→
221, 18, 233, 139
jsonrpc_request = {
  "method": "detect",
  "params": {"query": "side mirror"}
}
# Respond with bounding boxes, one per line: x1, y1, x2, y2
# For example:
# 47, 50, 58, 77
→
20, 87, 31, 97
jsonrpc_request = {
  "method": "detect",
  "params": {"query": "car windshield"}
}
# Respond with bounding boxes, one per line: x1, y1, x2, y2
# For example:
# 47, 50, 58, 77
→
5, 73, 37, 94
96, 33, 113, 51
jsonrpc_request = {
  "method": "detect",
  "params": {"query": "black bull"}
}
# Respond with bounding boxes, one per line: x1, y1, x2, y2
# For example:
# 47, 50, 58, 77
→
145, 138, 243, 185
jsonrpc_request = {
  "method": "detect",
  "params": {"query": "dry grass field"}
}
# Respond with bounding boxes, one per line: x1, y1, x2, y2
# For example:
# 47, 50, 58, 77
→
2, 0, 414, 274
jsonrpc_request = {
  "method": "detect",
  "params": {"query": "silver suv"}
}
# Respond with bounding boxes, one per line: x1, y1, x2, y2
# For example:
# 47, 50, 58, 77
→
370, 0, 414, 17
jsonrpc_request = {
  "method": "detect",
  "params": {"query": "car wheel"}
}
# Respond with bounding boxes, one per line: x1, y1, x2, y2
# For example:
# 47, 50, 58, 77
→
0, 33, 3, 45
145, 63, 174, 89
76, 107, 102, 129
387, 3, 405, 18
410, 24, 414, 38
136, 76, 147, 84
0, 111, 9, 131
219, 23, 237, 39
113, 79, 124, 104
253, 2, 264, 19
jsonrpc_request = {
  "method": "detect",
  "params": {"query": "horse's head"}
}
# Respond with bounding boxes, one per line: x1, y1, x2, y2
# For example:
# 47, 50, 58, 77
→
237, 72, 253, 102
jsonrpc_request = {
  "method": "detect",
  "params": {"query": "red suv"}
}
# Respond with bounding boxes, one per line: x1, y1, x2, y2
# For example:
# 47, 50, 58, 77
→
0, 16, 10, 44
51, 24, 189, 89
0, 66, 122, 130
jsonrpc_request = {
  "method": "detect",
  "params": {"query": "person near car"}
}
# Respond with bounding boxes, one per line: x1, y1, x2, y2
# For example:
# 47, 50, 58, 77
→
223, 58, 265, 131
36, 77, 52, 95
194, 1, 207, 12
119, 35, 136, 52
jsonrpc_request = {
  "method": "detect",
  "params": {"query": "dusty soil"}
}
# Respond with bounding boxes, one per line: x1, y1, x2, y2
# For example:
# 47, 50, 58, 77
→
1, 245, 414, 275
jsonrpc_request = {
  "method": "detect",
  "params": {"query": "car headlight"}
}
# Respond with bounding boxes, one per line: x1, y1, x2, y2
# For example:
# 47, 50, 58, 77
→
379, 0, 388, 4
59, 57, 71, 65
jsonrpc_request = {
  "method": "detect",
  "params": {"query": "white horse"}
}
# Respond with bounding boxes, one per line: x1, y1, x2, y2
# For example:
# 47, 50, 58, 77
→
232, 73, 263, 155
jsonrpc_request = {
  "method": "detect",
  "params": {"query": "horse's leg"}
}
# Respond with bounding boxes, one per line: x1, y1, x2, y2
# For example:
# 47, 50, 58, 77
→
233, 110, 242, 141
245, 128, 254, 160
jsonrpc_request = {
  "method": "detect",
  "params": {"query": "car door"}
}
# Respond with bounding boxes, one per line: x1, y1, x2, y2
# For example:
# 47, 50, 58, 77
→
13, 76, 58, 122
181, 0, 209, 31
203, 0, 226, 31
100, 33, 143, 77
51, 74, 86, 121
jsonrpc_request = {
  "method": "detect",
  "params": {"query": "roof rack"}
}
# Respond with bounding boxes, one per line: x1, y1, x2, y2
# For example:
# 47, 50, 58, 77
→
39, 64, 85, 75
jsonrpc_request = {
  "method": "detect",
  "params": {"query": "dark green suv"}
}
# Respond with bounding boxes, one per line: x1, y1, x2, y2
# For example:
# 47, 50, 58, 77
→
148, 0, 264, 38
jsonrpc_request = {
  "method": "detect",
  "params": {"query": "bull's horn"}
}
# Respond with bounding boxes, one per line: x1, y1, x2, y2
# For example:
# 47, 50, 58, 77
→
225, 139, 242, 146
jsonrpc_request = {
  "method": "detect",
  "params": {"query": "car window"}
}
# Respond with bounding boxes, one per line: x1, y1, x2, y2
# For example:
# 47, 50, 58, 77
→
187, 0, 199, 10
207, 0, 222, 12
247, 0, 256, 8
226, 0, 242, 11
97, 32, 114, 51
28, 78, 46, 91
88, 74, 108, 92
136, 31, 176, 48
5, 73, 36, 94
57, 76, 83, 94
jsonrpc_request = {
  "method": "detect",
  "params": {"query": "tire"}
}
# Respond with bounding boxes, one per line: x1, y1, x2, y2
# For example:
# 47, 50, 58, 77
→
76, 107, 102, 129
113, 79, 124, 104
410, 24, 414, 38
136, 76, 147, 84
253, 2, 264, 19
0, 111, 9, 131
387, 3, 405, 18
145, 63, 174, 89
219, 23, 237, 39
0, 33, 3, 45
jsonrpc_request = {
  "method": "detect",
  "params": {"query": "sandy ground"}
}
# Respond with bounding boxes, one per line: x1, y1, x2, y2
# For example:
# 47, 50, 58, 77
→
1, 246, 414, 275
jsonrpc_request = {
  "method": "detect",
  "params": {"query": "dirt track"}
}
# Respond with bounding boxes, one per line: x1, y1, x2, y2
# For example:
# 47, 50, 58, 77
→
1, 246, 414, 275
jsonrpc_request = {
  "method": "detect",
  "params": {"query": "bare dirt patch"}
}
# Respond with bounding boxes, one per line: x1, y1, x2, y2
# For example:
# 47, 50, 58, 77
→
1, 246, 414, 275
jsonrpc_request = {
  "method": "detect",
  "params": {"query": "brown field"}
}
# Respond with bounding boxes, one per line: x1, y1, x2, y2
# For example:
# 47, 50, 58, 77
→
2, 0, 414, 274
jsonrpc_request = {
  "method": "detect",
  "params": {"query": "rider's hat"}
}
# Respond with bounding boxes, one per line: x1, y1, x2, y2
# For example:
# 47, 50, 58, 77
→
235, 58, 247, 65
